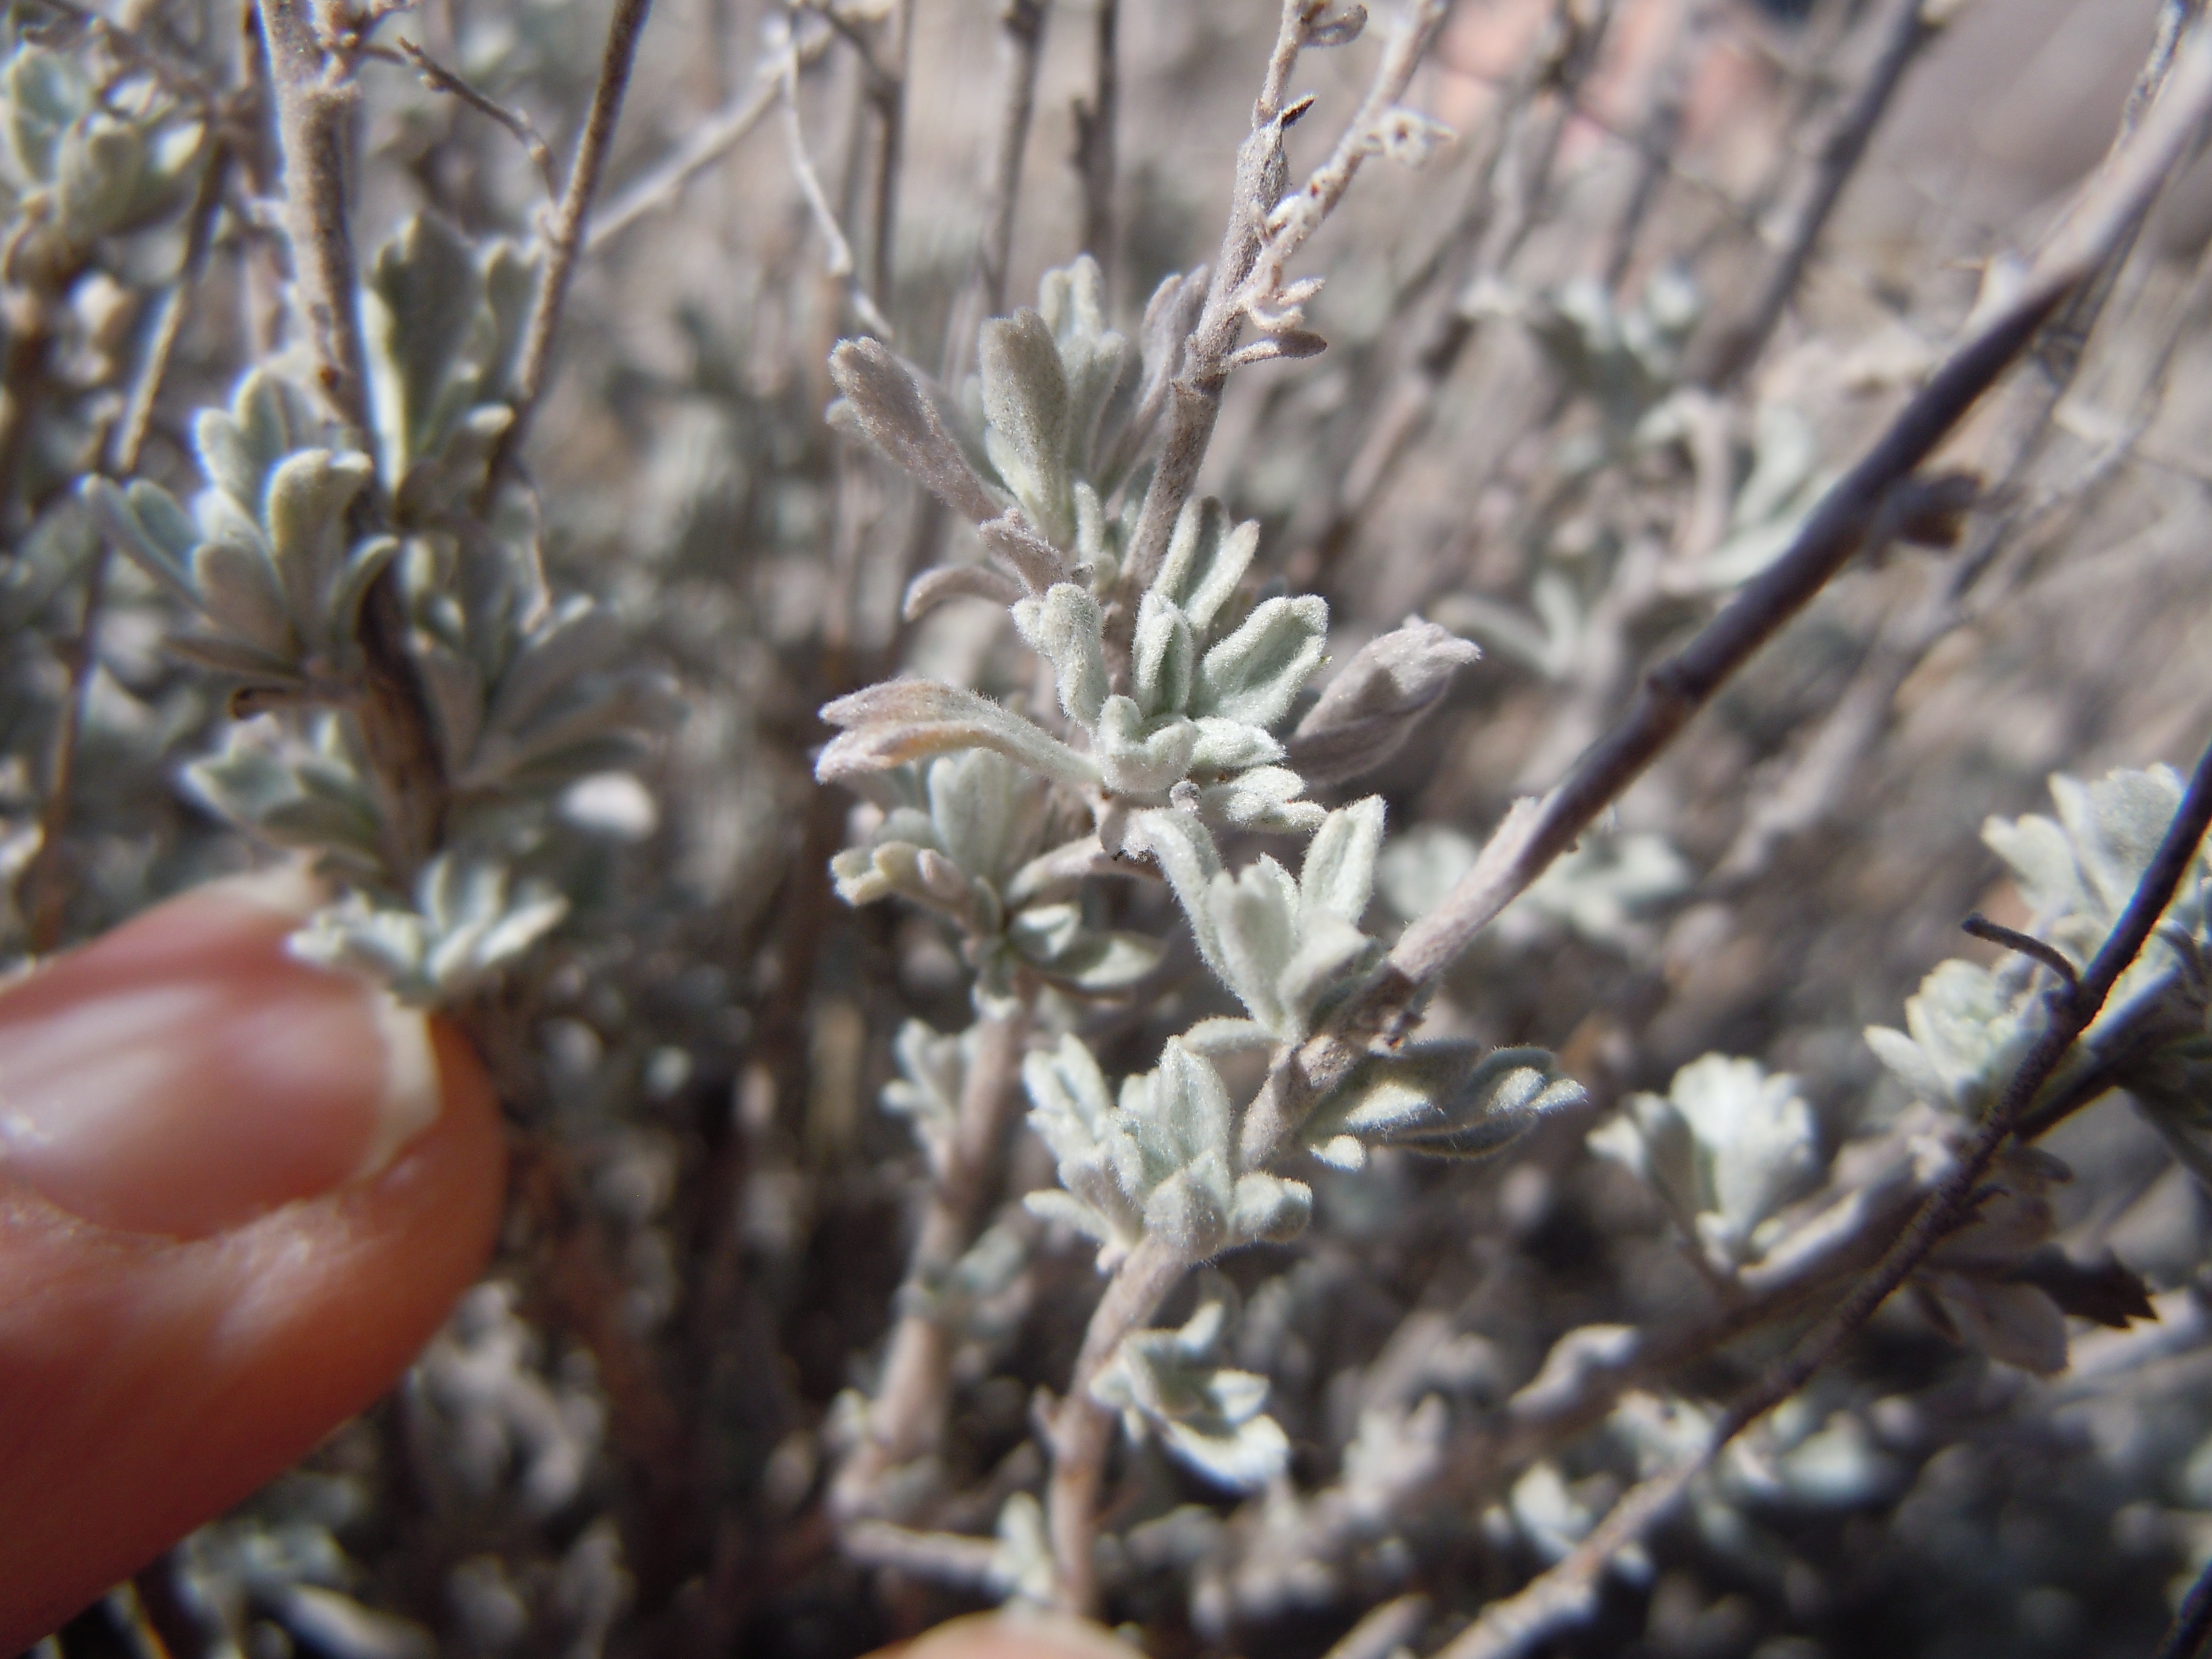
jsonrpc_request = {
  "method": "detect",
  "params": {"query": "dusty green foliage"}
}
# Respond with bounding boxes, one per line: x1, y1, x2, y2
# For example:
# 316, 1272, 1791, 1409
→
19, 0, 2212, 1656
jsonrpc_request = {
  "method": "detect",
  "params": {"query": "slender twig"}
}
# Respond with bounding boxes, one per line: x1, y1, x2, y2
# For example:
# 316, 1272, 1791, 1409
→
833, 1002, 1032, 1520
1117, 0, 1450, 610
842, 1519, 1002, 1585
779, 45, 895, 341
940, 0, 1047, 384
1692, 0, 1941, 388
2155, 1549, 2212, 1659
867, 0, 910, 307
1963, 912, 2080, 986
387, 36, 559, 195
1323, 1594, 1430, 1659
1438, 729, 2212, 1659
1598, 0, 1716, 291
18, 149, 231, 952
483, 0, 656, 482
1075, 0, 1117, 275
584, 38, 825, 253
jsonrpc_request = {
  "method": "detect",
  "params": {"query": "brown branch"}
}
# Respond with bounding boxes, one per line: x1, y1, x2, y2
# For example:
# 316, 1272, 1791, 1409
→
939, 0, 1048, 382
387, 36, 559, 195
1439, 726, 2212, 1659
1117, 0, 1450, 611
19, 147, 230, 951
1074, 0, 1117, 276
485, 0, 656, 482
832, 1002, 1032, 1520
1692, 0, 1942, 389
255, 0, 372, 431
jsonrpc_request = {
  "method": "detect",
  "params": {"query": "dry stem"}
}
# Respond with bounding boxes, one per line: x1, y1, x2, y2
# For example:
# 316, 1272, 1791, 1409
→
833, 1002, 1032, 1519
485, 0, 656, 482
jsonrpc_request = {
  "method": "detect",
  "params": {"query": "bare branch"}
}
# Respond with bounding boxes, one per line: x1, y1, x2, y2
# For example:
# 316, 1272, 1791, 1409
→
1073, 0, 1118, 276
486, 0, 656, 482
940, 0, 1048, 382
779, 44, 895, 341
19, 150, 230, 951
388, 36, 559, 196
833, 1004, 1031, 1520
1693, 0, 1942, 388
1439, 725, 2212, 1659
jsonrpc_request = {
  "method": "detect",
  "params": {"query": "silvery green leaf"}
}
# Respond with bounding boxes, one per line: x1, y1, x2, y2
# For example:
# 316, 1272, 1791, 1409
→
903, 561, 1025, 619
82, 476, 198, 606
828, 337, 1006, 524
1228, 1171, 1311, 1247
1038, 254, 1140, 482
1982, 811, 2088, 936
1919, 1271, 2069, 1376
979, 309, 1074, 547
817, 680, 1098, 789
1133, 807, 1227, 976
1092, 1299, 1289, 1491
1865, 959, 2031, 1116
1181, 1018, 1276, 1056
55, 113, 145, 241
482, 599, 627, 742
1132, 591, 1197, 719
1197, 765, 1324, 835
1150, 497, 1257, 634
831, 845, 894, 905
1306, 1044, 1584, 1163
1287, 621, 1480, 786
4, 47, 89, 184
1300, 797, 1386, 925
1008, 900, 1083, 962
190, 536, 293, 657
1275, 911, 1372, 1032
1093, 697, 1199, 796
1010, 583, 1109, 729
882, 1019, 964, 1175
1594, 1055, 1818, 1267
1023, 1034, 1145, 1264
1142, 1157, 1232, 1258
927, 746, 1032, 882
164, 633, 307, 684
365, 213, 485, 482
1193, 595, 1329, 730
1188, 717, 1284, 775
1209, 858, 1300, 1034
977, 511, 1070, 593
2053, 766, 2186, 920
328, 538, 397, 644
1032, 927, 1165, 992
1488, 831, 1687, 950
265, 450, 374, 635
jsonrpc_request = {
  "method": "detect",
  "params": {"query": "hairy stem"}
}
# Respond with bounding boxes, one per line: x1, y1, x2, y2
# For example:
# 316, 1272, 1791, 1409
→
833, 1001, 1032, 1519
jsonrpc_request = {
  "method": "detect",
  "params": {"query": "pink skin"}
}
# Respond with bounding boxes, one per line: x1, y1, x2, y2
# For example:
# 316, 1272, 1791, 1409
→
0, 885, 1116, 1659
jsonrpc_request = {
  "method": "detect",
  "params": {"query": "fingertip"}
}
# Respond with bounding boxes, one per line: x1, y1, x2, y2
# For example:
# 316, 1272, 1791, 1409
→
876, 1612, 1139, 1659
0, 883, 507, 1650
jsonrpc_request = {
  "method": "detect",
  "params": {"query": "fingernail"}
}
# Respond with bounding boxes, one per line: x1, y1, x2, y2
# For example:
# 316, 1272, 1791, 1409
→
0, 871, 444, 1238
